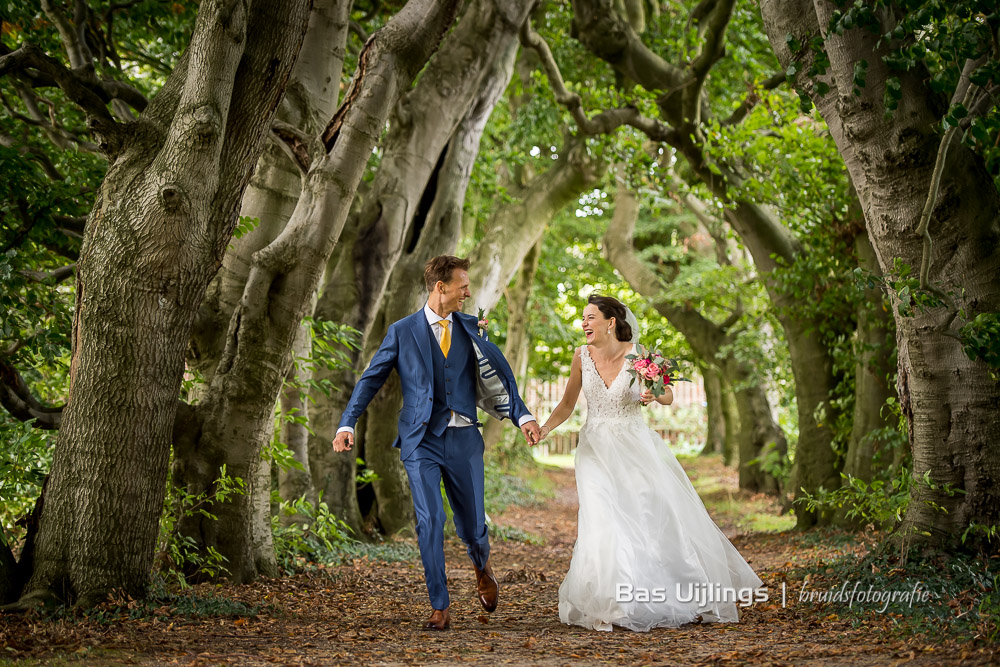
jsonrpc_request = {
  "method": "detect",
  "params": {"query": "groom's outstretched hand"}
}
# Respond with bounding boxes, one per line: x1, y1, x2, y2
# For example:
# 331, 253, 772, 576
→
521, 420, 541, 446
332, 431, 354, 452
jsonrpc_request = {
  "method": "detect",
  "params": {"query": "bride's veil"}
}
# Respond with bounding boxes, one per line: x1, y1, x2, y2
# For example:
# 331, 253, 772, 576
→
624, 306, 640, 347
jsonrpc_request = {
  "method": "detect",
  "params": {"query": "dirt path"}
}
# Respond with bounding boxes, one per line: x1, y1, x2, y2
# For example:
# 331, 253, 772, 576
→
2, 462, 997, 665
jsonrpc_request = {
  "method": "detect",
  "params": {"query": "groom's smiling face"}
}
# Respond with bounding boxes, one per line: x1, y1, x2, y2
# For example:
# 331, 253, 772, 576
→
437, 268, 471, 315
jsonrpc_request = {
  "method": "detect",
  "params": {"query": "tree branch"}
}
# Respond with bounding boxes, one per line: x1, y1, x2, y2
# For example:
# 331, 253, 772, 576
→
0, 42, 125, 155
40, 0, 89, 69
0, 88, 102, 154
0, 359, 63, 430
722, 71, 785, 126
683, 0, 735, 130
0, 132, 65, 181
519, 17, 680, 143
52, 214, 86, 235
19, 264, 77, 284
271, 120, 314, 173
688, 0, 734, 85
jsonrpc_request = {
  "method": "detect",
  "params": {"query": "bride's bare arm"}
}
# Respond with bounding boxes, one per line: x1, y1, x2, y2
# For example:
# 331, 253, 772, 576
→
539, 347, 583, 440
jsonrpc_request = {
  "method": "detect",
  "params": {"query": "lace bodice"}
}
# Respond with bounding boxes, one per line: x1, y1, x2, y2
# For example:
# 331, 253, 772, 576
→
579, 345, 642, 422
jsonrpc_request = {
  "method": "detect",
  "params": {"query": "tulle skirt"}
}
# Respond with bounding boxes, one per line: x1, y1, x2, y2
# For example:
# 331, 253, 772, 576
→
558, 416, 764, 632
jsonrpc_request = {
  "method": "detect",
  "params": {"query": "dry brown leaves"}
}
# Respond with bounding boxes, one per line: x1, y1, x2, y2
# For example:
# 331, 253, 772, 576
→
1, 464, 997, 665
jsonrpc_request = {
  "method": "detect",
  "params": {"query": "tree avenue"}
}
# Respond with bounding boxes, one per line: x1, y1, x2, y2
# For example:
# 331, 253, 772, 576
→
760, 0, 1000, 549
0, 0, 997, 613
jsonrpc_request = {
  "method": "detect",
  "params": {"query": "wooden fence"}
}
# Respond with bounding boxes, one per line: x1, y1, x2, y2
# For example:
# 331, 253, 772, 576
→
522, 375, 706, 456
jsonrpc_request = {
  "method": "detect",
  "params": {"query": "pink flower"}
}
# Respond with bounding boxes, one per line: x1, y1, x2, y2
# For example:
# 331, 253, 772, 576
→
478, 318, 489, 329
634, 358, 650, 371
642, 364, 661, 381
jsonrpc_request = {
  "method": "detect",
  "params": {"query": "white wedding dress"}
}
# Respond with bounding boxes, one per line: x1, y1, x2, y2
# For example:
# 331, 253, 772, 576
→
558, 345, 764, 632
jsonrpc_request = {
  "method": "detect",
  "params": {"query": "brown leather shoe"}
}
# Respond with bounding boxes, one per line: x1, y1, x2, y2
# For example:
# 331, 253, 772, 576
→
424, 607, 450, 630
473, 560, 499, 612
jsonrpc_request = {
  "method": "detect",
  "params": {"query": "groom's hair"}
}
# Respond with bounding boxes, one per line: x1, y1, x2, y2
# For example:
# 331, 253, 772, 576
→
588, 294, 633, 342
424, 255, 471, 291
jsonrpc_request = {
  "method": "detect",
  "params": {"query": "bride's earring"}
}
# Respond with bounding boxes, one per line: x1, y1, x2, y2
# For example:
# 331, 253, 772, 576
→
607, 326, 612, 334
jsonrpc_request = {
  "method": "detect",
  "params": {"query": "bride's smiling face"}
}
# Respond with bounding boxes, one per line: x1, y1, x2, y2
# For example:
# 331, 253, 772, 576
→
581, 304, 613, 344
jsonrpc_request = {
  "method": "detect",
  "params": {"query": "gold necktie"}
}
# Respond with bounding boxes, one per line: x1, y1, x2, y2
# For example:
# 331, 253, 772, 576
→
438, 320, 450, 358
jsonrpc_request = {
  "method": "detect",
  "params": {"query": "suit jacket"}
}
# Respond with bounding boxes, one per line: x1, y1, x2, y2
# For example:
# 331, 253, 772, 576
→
339, 309, 531, 460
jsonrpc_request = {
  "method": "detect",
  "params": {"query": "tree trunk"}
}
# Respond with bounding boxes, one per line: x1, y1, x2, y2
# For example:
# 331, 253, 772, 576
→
779, 299, 842, 526
482, 237, 542, 448
570, 0, 844, 526
760, 0, 1000, 550
316, 0, 536, 349
278, 320, 318, 523
701, 365, 725, 456
304, 0, 534, 536
603, 183, 788, 494
468, 137, 603, 314
732, 381, 783, 495
171, 0, 464, 583
19, 0, 312, 606
175, 0, 353, 565
307, 360, 366, 535
720, 380, 739, 466
190, 0, 349, 382
358, 35, 522, 536
841, 232, 898, 486
690, 178, 843, 524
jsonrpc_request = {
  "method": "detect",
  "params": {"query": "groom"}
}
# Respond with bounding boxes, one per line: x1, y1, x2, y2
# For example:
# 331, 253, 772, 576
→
332, 255, 540, 630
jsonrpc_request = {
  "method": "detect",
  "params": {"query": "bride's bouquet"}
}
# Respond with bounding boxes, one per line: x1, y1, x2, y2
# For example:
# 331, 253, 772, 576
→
626, 347, 687, 398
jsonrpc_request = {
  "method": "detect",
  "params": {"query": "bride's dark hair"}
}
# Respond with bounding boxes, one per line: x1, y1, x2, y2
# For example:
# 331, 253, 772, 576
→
587, 295, 632, 342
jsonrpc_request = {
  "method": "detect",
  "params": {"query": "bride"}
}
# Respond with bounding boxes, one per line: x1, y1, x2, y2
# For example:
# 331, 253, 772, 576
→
539, 295, 763, 632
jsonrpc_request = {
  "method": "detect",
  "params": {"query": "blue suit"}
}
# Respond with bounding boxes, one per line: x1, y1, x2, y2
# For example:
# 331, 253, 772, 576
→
339, 308, 532, 609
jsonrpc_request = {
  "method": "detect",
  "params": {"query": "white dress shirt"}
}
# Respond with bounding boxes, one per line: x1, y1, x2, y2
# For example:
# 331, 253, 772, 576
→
423, 304, 474, 428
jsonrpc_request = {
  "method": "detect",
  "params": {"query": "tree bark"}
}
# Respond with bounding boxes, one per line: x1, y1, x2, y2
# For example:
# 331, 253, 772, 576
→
760, 0, 1000, 550
482, 237, 543, 448
841, 232, 898, 485
720, 379, 739, 467
306, 0, 534, 536
278, 320, 318, 522
171, 0, 464, 583
20, 0, 312, 606
357, 34, 522, 535
701, 365, 725, 456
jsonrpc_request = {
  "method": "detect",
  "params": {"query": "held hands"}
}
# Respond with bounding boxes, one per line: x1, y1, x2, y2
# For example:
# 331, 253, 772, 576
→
332, 431, 354, 452
639, 388, 655, 406
521, 420, 542, 446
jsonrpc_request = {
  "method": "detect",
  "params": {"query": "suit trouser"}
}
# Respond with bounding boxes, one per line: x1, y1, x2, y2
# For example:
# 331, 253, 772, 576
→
402, 425, 489, 610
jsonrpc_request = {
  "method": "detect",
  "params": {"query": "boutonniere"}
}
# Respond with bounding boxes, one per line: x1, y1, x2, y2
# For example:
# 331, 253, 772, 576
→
477, 307, 489, 338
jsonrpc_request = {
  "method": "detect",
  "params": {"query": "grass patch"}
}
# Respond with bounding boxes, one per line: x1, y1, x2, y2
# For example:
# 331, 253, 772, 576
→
489, 523, 544, 545
483, 461, 554, 515
684, 456, 795, 534
532, 452, 575, 469
29, 584, 265, 625
331, 541, 420, 563
279, 539, 421, 574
